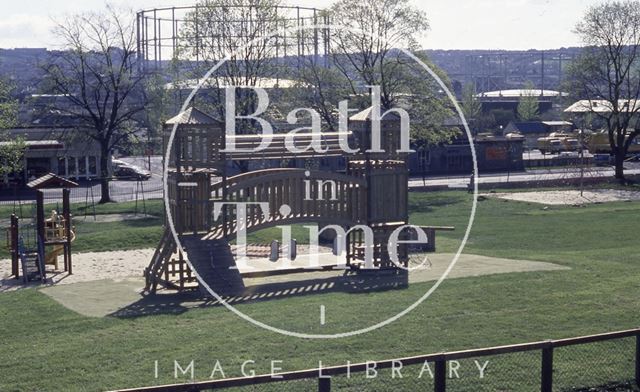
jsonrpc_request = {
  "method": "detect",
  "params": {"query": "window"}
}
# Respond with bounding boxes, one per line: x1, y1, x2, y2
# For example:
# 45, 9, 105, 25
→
78, 156, 87, 177
88, 156, 97, 176
68, 157, 77, 178
57, 157, 66, 176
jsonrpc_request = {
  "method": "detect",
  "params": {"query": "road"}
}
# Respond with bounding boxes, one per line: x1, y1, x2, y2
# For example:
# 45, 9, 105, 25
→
2, 156, 637, 206
409, 163, 640, 189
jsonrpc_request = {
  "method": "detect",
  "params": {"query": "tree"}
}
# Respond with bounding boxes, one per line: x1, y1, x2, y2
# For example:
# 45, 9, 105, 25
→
42, 5, 147, 202
0, 78, 24, 184
142, 74, 173, 158
517, 81, 540, 121
178, 0, 284, 171
294, 0, 457, 145
329, 0, 429, 109
567, 0, 640, 181
461, 83, 482, 135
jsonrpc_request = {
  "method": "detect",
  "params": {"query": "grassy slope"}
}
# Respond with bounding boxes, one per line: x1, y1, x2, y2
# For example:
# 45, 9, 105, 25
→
0, 192, 639, 391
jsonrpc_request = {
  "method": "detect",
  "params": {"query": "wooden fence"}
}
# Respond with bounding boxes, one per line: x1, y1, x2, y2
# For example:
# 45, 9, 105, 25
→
108, 328, 640, 392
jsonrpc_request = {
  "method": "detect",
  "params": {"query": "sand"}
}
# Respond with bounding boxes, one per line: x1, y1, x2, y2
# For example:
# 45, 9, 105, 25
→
0, 249, 154, 293
485, 189, 640, 206
1, 247, 569, 317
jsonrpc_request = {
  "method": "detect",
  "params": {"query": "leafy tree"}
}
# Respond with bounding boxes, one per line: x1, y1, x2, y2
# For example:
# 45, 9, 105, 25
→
178, 0, 284, 171
0, 79, 18, 129
566, 0, 640, 181
461, 83, 482, 135
295, 0, 458, 146
142, 74, 173, 156
0, 78, 24, 184
42, 5, 148, 202
517, 81, 540, 121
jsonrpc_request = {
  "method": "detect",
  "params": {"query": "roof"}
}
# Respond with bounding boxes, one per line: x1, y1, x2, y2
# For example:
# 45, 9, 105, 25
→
165, 77, 300, 90
0, 140, 63, 149
542, 121, 573, 127
564, 99, 640, 113
477, 89, 568, 99
27, 173, 79, 189
165, 107, 221, 125
507, 121, 548, 134
349, 107, 402, 122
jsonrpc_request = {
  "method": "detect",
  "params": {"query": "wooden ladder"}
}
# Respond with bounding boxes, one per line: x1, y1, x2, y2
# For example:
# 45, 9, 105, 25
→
144, 228, 177, 293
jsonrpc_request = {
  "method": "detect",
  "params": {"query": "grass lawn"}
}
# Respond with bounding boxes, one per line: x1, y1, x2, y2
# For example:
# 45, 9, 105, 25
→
1, 190, 640, 391
0, 200, 165, 257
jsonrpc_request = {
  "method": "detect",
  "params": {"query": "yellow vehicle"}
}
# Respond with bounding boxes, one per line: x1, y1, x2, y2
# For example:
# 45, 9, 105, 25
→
537, 132, 580, 155
585, 130, 640, 154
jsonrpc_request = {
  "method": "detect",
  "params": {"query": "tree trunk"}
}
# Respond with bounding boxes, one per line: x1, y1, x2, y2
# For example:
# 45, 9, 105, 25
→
99, 144, 112, 204
614, 146, 625, 181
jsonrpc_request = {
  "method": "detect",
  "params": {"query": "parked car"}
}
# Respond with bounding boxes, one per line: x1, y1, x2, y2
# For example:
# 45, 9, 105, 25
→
112, 160, 152, 180
537, 132, 580, 155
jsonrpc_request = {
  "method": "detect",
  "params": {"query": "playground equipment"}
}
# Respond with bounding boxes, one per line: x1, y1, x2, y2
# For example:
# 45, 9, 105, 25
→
145, 106, 413, 295
7, 173, 77, 283
43, 210, 76, 270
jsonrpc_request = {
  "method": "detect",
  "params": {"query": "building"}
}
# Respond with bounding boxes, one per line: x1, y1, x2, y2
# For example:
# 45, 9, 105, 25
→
408, 134, 524, 175
2, 126, 102, 185
476, 89, 568, 115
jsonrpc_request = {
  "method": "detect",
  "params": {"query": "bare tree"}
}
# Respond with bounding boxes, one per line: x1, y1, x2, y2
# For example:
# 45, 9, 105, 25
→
320, 0, 456, 145
329, 0, 428, 108
42, 5, 147, 202
567, 0, 640, 181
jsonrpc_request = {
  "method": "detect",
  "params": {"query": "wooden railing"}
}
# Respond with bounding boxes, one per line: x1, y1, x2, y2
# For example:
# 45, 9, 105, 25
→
206, 169, 367, 240
108, 328, 640, 392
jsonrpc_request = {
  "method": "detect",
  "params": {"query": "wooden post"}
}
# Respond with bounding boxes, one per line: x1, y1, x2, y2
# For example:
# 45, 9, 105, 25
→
63, 189, 72, 274
635, 332, 640, 388
434, 358, 446, 392
541, 342, 554, 392
10, 214, 19, 279
35, 190, 46, 280
36, 191, 44, 243
318, 377, 331, 392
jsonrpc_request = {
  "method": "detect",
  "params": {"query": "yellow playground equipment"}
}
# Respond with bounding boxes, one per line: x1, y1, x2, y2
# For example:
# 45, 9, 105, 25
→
8, 174, 78, 283
44, 210, 76, 270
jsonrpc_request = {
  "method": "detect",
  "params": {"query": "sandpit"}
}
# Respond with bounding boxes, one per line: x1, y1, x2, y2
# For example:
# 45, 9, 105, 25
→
1, 247, 569, 317
486, 189, 640, 206
0, 249, 154, 293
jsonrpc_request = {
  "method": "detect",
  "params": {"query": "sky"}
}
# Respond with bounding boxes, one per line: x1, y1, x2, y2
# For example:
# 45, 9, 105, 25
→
0, 0, 603, 50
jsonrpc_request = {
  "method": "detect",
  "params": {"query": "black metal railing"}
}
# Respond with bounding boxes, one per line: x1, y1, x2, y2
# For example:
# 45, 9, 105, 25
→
108, 328, 640, 392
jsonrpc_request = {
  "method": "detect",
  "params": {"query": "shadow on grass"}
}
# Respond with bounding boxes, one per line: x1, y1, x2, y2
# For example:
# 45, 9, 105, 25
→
561, 380, 640, 392
109, 269, 410, 319
408, 192, 470, 213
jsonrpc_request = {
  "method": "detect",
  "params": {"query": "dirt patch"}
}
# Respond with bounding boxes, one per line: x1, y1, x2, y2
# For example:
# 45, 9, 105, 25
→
485, 189, 640, 206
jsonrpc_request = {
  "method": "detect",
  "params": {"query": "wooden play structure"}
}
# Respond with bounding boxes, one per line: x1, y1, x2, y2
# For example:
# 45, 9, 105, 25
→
145, 106, 414, 295
7, 173, 77, 283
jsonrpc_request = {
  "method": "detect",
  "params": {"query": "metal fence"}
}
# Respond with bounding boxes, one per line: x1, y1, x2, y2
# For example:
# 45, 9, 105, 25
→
0, 178, 164, 210
109, 328, 640, 392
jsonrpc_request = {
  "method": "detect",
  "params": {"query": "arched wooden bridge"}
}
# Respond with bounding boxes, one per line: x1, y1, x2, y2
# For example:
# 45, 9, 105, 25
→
204, 168, 367, 240
145, 106, 410, 295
